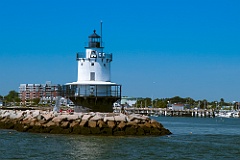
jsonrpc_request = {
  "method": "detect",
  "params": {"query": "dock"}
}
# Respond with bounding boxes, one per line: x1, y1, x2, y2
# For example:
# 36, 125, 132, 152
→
113, 107, 216, 117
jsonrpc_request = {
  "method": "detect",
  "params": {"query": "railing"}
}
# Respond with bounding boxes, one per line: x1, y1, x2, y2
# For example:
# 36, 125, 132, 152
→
76, 52, 112, 61
76, 52, 85, 59
61, 84, 121, 98
84, 42, 105, 48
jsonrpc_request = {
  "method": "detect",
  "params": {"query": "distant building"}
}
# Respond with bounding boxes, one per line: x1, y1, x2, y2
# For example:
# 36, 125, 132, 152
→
121, 96, 139, 107
19, 81, 59, 106
168, 103, 185, 111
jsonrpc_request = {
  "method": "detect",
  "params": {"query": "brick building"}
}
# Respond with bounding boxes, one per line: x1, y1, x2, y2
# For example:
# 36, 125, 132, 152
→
19, 81, 59, 106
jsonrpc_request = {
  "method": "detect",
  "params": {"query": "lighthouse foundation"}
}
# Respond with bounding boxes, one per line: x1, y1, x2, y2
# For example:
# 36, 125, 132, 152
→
69, 96, 120, 112
61, 84, 121, 112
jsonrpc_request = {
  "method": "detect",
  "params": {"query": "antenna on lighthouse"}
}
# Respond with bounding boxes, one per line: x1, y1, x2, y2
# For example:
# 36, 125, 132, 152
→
100, 20, 103, 47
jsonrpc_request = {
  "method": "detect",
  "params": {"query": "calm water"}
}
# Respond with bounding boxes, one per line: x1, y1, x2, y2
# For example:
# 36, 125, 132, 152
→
1, 117, 240, 160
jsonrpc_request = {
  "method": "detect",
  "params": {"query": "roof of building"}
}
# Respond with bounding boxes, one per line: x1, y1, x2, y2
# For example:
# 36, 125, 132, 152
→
172, 103, 185, 107
89, 30, 100, 38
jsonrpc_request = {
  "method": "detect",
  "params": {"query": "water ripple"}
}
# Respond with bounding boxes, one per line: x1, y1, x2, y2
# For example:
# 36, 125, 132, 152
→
1, 117, 240, 159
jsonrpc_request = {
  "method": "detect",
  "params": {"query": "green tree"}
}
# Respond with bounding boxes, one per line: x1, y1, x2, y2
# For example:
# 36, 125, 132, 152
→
220, 98, 224, 108
4, 90, 20, 105
202, 99, 208, 109
32, 98, 40, 105
185, 97, 195, 108
154, 99, 167, 108
136, 97, 152, 108
0, 95, 3, 105
169, 96, 186, 104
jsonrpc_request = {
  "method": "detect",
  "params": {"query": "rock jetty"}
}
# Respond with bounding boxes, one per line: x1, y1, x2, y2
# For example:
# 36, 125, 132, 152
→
0, 109, 171, 136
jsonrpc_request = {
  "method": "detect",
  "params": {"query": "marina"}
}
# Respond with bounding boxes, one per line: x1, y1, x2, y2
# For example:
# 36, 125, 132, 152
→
114, 107, 240, 118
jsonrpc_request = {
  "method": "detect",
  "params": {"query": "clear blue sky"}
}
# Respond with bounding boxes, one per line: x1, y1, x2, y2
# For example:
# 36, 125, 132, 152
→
0, 0, 239, 102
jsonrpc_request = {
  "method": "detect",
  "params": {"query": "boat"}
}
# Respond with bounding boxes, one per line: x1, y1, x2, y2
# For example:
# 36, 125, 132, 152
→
215, 110, 239, 118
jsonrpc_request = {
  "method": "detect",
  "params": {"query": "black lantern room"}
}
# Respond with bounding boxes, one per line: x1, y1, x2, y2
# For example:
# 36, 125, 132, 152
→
87, 30, 101, 48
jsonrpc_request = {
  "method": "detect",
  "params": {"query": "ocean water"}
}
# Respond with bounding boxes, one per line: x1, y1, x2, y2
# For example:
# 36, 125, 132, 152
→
1, 117, 240, 160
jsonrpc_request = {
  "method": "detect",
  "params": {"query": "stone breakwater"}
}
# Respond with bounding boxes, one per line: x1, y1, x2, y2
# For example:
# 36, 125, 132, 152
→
0, 110, 171, 136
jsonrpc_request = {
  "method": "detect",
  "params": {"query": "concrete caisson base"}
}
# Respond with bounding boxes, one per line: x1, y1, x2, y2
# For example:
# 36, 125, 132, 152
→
69, 96, 119, 112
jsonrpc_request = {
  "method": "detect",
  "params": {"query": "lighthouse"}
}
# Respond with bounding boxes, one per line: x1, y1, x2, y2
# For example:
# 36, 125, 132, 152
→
62, 27, 121, 112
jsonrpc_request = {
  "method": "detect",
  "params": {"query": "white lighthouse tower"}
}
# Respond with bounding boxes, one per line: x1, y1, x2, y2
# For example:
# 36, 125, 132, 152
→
63, 27, 121, 112
77, 29, 111, 83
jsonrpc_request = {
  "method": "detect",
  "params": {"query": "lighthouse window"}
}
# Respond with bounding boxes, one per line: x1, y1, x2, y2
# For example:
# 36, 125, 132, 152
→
81, 63, 83, 66
91, 62, 94, 66
90, 51, 97, 58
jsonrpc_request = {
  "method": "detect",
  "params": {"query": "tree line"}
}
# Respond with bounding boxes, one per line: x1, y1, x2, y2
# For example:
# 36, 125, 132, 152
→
0, 90, 237, 109
0, 90, 43, 106
135, 96, 236, 109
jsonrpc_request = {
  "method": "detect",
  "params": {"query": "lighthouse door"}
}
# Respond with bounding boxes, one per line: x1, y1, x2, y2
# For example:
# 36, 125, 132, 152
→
90, 72, 95, 81
90, 85, 95, 96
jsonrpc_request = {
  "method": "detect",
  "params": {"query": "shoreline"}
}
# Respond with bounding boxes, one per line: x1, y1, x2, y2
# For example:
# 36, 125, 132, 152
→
0, 109, 171, 136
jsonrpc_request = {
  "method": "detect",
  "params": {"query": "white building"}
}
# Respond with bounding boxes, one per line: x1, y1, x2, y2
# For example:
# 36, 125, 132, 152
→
168, 103, 185, 111
121, 96, 138, 107
63, 27, 121, 112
